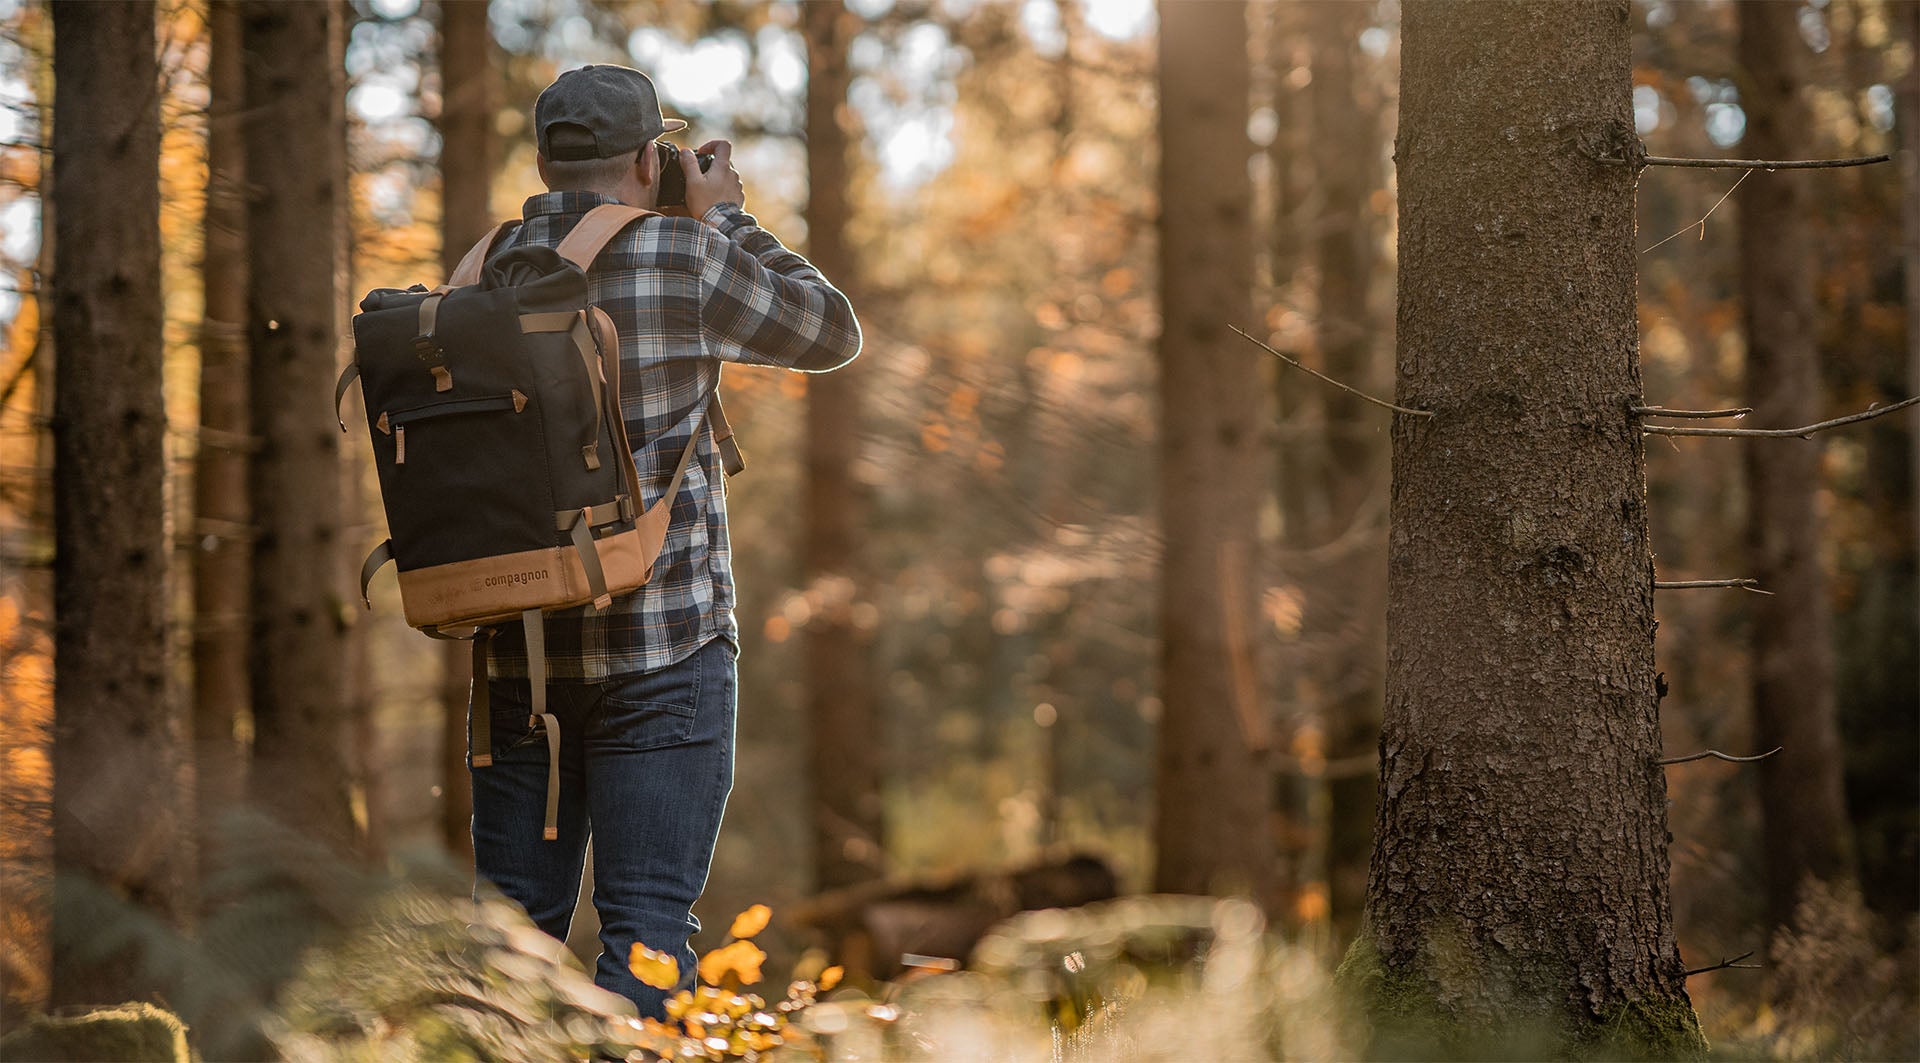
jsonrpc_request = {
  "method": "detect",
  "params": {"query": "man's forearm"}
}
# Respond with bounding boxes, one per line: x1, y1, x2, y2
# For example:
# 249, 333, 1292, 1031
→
698, 204, 861, 372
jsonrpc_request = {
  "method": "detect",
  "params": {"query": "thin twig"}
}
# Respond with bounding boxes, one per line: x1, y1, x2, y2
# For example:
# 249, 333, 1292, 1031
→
1230, 325, 1433, 418
1644, 394, 1920, 438
1659, 747, 1782, 766
1685, 951, 1761, 977
1643, 153, 1890, 169
1641, 170, 1752, 254
1654, 578, 1773, 595
1631, 405, 1753, 420
1271, 751, 1378, 780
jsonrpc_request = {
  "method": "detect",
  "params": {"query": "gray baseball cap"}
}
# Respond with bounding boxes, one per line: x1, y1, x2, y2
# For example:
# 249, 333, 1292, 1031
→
535, 64, 688, 161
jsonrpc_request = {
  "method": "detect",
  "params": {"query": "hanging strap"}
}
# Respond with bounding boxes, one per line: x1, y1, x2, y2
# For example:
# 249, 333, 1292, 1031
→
709, 393, 745, 477
536, 710, 561, 842
519, 608, 561, 841
334, 363, 360, 431
359, 540, 394, 607
469, 629, 493, 768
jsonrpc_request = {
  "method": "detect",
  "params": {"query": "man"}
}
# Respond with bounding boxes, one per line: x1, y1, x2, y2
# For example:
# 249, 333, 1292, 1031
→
471, 64, 860, 1017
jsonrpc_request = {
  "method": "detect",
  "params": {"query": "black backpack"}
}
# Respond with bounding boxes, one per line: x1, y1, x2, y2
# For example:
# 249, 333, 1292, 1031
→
337, 203, 742, 839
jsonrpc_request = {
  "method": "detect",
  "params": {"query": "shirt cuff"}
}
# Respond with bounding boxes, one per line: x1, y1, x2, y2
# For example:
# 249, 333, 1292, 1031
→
702, 202, 756, 234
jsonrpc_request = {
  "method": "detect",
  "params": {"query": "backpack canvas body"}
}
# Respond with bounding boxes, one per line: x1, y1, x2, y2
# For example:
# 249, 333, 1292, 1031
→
349, 242, 666, 632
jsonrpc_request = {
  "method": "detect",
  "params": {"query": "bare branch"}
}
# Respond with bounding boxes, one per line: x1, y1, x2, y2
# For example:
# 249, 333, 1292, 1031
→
1231, 325, 1434, 419
1644, 395, 1920, 438
1632, 405, 1753, 420
1659, 746, 1783, 766
1685, 951, 1762, 977
1654, 579, 1773, 595
1643, 153, 1890, 170
1271, 751, 1378, 779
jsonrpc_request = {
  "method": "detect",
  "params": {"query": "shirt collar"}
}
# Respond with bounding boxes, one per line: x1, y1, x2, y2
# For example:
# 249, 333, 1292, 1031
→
521, 190, 624, 221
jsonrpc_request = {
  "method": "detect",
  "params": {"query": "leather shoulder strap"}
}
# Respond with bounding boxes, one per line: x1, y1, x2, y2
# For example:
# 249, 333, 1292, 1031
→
553, 203, 657, 270
446, 220, 519, 288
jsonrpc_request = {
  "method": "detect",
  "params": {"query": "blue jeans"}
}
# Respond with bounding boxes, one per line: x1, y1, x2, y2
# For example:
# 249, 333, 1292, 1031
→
470, 636, 736, 1017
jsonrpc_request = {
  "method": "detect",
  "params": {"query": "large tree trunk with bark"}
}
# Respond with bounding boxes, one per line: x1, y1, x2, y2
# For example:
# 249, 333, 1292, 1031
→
434, 0, 494, 863
1736, 2, 1857, 937
1303, 0, 1387, 936
803, 0, 882, 892
49, 0, 187, 1007
1343, 3, 1705, 1056
1152, 0, 1274, 902
194, 0, 250, 884
242, 0, 355, 850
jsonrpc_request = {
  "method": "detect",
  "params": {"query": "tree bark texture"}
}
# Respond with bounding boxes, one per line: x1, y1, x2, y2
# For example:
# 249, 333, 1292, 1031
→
242, 0, 355, 849
49, 0, 188, 1007
803, 0, 882, 892
1152, 0, 1275, 902
1348, 2, 1704, 1055
1303, 0, 1387, 937
1736, 1, 1856, 935
434, 0, 495, 863
194, 0, 250, 885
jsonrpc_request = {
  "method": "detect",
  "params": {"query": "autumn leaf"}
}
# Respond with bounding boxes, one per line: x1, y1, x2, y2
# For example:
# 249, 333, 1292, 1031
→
728, 904, 772, 940
629, 942, 681, 990
818, 966, 844, 991
699, 940, 766, 986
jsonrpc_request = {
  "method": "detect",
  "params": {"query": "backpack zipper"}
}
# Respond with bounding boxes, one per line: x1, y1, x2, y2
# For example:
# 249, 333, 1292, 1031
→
382, 390, 528, 465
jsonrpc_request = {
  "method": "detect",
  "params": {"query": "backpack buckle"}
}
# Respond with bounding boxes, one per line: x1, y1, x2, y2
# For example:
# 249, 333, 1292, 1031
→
413, 292, 448, 367
412, 333, 444, 364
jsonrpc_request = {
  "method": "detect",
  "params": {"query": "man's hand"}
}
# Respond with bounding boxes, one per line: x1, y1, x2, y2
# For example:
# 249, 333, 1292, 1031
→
683, 139, 745, 221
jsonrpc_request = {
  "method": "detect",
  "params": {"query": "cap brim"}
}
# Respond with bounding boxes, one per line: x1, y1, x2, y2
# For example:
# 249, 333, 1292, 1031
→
660, 118, 688, 134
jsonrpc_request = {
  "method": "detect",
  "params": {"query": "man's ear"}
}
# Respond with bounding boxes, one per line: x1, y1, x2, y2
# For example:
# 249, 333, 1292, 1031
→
536, 153, 550, 186
635, 142, 657, 189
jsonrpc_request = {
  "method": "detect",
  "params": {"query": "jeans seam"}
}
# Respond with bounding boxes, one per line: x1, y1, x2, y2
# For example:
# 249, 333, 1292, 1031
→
703, 644, 731, 846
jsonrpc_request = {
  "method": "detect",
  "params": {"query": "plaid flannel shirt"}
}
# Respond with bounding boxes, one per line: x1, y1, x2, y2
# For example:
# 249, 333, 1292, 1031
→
484, 191, 861, 681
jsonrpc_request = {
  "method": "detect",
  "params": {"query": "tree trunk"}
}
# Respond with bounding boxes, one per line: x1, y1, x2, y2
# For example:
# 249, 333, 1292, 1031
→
49, 0, 187, 1007
434, 0, 494, 864
1736, 1, 1857, 936
1908, 3, 1920, 609
1303, 0, 1387, 938
1152, 0, 1274, 902
242, 0, 355, 850
803, 0, 882, 892
1344, 3, 1705, 1055
194, 0, 250, 884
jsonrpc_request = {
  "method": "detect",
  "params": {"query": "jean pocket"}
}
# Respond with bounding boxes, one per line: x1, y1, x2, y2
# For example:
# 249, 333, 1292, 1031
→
482, 680, 540, 757
597, 692, 697, 751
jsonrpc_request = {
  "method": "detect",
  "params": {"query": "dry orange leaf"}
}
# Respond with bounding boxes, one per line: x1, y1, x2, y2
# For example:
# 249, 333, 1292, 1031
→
728, 904, 773, 940
629, 942, 681, 990
699, 940, 767, 986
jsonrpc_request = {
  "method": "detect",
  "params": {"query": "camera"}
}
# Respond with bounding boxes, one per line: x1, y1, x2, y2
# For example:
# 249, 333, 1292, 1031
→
654, 142, 716, 208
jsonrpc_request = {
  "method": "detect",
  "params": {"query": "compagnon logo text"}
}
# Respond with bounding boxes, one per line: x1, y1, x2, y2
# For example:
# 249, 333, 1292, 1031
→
476, 569, 551, 591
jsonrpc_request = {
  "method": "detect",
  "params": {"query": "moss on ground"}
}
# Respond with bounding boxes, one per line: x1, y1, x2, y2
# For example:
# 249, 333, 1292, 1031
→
1336, 933, 1710, 1062
0, 1002, 191, 1062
